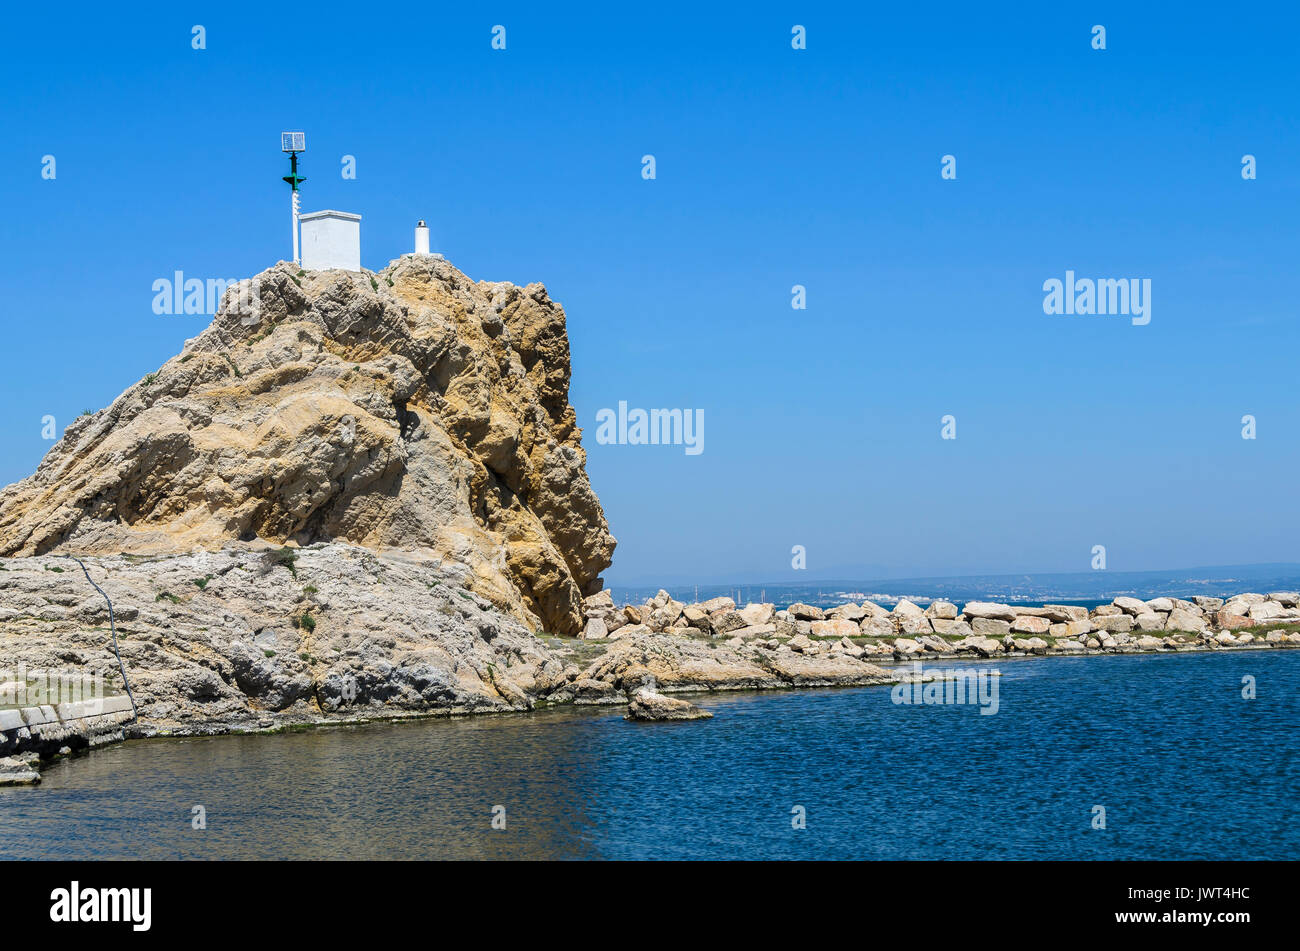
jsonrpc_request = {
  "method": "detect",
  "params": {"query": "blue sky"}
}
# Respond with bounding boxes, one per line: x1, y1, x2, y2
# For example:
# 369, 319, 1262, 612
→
1, 2, 1297, 584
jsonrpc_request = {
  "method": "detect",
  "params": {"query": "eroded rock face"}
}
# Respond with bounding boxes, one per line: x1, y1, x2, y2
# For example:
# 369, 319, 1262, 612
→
0, 258, 615, 635
0, 545, 569, 728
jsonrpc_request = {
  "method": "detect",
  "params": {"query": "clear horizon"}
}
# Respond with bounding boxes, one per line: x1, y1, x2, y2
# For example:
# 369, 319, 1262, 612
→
605, 559, 1300, 589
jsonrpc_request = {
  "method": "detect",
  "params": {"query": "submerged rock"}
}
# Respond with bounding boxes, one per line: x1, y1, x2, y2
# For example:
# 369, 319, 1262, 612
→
0, 755, 41, 785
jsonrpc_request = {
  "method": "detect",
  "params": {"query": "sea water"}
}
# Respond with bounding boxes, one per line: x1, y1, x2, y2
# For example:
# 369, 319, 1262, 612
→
1, 650, 1295, 860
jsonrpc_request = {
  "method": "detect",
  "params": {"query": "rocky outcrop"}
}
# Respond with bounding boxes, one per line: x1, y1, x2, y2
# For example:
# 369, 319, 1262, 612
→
625, 679, 712, 721
0, 545, 573, 731
0, 257, 614, 636
581, 629, 896, 692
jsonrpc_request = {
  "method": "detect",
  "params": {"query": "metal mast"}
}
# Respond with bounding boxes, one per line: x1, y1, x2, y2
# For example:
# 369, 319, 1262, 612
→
281, 132, 306, 265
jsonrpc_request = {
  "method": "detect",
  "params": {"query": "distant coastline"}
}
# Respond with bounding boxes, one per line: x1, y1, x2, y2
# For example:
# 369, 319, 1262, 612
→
605, 563, 1300, 612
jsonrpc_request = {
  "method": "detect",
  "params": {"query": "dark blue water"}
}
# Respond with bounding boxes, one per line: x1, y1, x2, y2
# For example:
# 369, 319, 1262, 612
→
1, 650, 1296, 859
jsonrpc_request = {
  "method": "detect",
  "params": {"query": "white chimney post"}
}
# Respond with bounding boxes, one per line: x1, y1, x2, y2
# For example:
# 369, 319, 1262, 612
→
414, 220, 430, 255
292, 191, 301, 265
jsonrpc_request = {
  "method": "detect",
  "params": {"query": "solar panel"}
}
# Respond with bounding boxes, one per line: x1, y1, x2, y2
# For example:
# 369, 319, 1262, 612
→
281, 132, 306, 152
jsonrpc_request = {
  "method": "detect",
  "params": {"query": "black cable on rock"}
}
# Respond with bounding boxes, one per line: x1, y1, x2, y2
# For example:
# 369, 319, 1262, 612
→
61, 554, 138, 722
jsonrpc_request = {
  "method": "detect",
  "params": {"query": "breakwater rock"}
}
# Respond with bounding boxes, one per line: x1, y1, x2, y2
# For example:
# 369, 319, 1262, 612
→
579, 589, 1300, 658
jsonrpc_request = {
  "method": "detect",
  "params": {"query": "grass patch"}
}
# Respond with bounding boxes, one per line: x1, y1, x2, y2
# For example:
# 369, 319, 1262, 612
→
192, 575, 214, 590
43, 564, 64, 573
263, 649, 276, 658
1247, 622, 1300, 637
270, 547, 299, 579
300, 611, 316, 633
155, 591, 181, 604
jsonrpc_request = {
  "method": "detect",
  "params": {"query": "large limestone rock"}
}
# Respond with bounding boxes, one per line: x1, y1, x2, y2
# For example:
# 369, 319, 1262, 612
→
930, 618, 972, 638
757, 649, 896, 688
961, 602, 1017, 621
1112, 597, 1148, 616
1165, 607, 1208, 633
971, 617, 1012, 638
1248, 601, 1285, 621
825, 603, 866, 622
965, 636, 1003, 657
580, 631, 895, 693
698, 596, 735, 613
897, 615, 933, 636
891, 599, 926, 618
1216, 607, 1256, 630
810, 619, 861, 639
859, 616, 895, 638
580, 633, 779, 691
1092, 613, 1134, 633
1041, 605, 1088, 622
787, 602, 824, 621
1010, 615, 1050, 635
924, 600, 958, 620
625, 682, 712, 722
1049, 619, 1092, 639
0, 259, 615, 636
0, 545, 570, 728
682, 606, 711, 631
1012, 637, 1048, 653
860, 601, 890, 618
709, 608, 748, 635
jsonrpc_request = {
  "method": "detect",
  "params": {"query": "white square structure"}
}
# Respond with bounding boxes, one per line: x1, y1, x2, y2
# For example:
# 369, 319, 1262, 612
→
299, 210, 361, 271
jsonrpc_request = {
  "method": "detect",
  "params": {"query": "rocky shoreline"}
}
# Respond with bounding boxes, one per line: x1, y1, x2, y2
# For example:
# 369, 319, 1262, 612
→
3, 545, 1297, 786
3, 254, 1293, 788
0, 544, 899, 783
